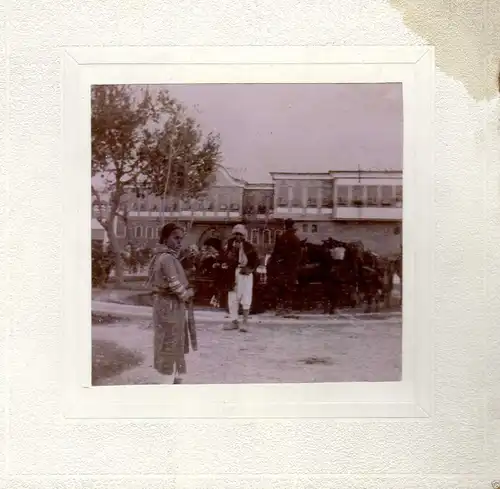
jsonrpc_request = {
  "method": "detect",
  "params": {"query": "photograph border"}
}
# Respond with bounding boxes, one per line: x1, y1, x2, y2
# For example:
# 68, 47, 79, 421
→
62, 46, 435, 420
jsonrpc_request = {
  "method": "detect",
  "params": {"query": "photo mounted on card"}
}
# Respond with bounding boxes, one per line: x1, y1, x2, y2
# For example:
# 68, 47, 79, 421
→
63, 46, 434, 419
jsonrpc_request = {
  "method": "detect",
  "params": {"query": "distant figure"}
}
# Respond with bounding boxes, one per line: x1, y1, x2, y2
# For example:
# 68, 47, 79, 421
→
204, 237, 222, 252
219, 224, 258, 332
198, 239, 222, 277
256, 254, 270, 284
198, 239, 224, 307
179, 244, 199, 283
145, 223, 197, 385
268, 218, 303, 315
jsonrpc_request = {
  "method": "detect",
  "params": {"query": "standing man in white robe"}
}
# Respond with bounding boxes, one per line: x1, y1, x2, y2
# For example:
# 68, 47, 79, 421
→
219, 224, 259, 332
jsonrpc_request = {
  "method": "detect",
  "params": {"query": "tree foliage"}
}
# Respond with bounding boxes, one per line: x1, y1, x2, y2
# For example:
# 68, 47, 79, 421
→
91, 85, 221, 212
91, 85, 156, 221
138, 91, 221, 200
90, 84, 222, 285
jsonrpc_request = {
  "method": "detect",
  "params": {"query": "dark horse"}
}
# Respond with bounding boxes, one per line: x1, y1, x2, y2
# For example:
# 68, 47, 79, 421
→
295, 239, 330, 312
323, 238, 363, 313
357, 250, 384, 312
297, 238, 396, 314
296, 238, 361, 314
356, 247, 402, 312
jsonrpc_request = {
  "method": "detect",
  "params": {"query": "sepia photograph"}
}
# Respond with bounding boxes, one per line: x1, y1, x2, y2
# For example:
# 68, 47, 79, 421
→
91, 82, 403, 386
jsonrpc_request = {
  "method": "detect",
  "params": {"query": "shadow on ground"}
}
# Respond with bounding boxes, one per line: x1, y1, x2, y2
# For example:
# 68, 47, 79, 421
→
92, 313, 144, 384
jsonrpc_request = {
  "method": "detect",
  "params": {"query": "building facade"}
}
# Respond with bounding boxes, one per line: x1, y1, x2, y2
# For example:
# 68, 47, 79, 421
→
93, 166, 403, 257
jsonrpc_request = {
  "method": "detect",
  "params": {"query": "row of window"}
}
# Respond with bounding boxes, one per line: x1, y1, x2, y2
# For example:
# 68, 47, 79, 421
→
122, 202, 274, 214
276, 181, 332, 208
127, 201, 243, 212
119, 226, 287, 243
275, 184, 403, 208
249, 228, 282, 246
119, 195, 402, 213
248, 225, 317, 246
118, 225, 319, 244
94, 185, 403, 221
136, 226, 157, 239
336, 184, 402, 207
301, 223, 319, 233
116, 225, 287, 242
123, 188, 401, 212
124, 186, 244, 213
114, 225, 160, 239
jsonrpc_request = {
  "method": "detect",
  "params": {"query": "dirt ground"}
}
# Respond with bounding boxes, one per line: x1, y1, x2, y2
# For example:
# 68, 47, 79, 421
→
92, 311, 402, 385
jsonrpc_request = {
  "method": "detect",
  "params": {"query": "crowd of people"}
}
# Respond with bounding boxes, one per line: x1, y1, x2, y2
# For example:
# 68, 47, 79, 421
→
143, 219, 302, 384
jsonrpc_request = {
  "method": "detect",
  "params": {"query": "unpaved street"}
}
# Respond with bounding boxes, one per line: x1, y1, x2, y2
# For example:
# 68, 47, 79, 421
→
92, 306, 401, 385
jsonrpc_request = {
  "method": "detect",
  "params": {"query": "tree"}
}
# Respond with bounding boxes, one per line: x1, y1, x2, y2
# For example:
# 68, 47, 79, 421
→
91, 85, 221, 287
139, 92, 221, 209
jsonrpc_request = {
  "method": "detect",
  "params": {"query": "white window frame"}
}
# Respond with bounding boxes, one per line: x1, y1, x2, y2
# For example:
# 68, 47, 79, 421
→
336, 185, 349, 206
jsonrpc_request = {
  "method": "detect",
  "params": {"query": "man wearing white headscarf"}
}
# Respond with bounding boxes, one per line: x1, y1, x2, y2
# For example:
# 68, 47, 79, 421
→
218, 224, 258, 332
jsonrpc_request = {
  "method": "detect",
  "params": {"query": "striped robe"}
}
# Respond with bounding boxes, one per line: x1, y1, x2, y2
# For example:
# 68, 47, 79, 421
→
146, 246, 193, 375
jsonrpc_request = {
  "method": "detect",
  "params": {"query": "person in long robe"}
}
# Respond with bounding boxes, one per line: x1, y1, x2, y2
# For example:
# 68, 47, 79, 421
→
145, 223, 195, 385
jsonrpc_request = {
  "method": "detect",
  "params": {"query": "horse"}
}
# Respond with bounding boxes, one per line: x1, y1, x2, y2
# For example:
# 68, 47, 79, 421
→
297, 237, 394, 314
355, 248, 402, 312
295, 238, 359, 314
321, 238, 363, 313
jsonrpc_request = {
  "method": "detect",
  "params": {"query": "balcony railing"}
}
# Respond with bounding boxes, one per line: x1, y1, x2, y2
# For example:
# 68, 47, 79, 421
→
336, 198, 402, 208
243, 205, 274, 220
122, 197, 402, 221
334, 205, 402, 220
271, 197, 402, 220
126, 209, 242, 220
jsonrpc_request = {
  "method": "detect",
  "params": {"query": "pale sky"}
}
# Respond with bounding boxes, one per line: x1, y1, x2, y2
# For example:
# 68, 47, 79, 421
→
158, 83, 403, 183
93, 83, 403, 186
